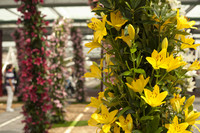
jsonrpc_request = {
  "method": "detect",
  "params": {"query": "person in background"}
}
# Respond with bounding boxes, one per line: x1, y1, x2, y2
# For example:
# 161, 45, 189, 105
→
5, 64, 15, 112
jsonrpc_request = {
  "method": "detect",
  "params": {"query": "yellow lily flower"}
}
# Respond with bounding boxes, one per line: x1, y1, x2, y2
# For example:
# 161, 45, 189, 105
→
184, 95, 195, 109
126, 74, 150, 94
115, 24, 135, 47
88, 15, 107, 43
87, 91, 104, 108
188, 60, 200, 71
87, 97, 102, 108
106, 10, 128, 31
165, 116, 191, 133
185, 108, 200, 132
146, 49, 168, 70
176, 9, 196, 30
180, 35, 200, 50
88, 117, 99, 127
185, 108, 200, 128
164, 55, 186, 72
113, 123, 121, 133
84, 63, 102, 79
162, 37, 168, 49
141, 85, 168, 107
116, 114, 133, 133
170, 93, 186, 112
91, 105, 118, 133
85, 40, 101, 54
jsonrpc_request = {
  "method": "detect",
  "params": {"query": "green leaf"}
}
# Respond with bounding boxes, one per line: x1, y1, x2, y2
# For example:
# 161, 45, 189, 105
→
103, 81, 112, 88
99, 0, 111, 8
146, 115, 161, 133
121, 71, 132, 76
132, 68, 146, 77
126, 77, 133, 84
130, 0, 141, 9
125, 2, 131, 9
132, 130, 143, 133
116, 106, 132, 119
130, 48, 137, 53
140, 116, 154, 121
155, 127, 163, 133
154, 74, 161, 78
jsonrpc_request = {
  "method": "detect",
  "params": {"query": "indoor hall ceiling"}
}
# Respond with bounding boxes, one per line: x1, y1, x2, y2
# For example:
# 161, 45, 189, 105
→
0, 0, 200, 57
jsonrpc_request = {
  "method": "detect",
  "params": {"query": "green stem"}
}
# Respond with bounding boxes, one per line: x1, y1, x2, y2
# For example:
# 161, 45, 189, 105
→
158, 24, 161, 51
156, 70, 159, 83
149, 69, 154, 88
157, 72, 168, 84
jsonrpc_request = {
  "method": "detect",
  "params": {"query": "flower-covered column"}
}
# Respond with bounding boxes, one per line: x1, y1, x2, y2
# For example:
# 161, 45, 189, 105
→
48, 18, 71, 122
15, 0, 52, 132
84, 0, 200, 132
71, 28, 85, 102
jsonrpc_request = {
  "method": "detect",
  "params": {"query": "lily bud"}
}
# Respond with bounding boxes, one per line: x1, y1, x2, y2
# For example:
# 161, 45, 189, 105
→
162, 37, 168, 50
185, 95, 195, 109
128, 24, 135, 40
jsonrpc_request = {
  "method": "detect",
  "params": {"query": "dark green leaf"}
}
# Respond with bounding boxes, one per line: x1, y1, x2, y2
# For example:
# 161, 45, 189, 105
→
140, 116, 154, 121
130, 0, 141, 9
116, 106, 132, 119
155, 127, 163, 133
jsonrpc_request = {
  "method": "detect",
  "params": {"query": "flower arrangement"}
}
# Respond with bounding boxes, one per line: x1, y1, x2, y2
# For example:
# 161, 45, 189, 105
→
85, 0, 200, 132
15, 0, 52, 132
48, 17, 71, 123
71, 28, 86, 102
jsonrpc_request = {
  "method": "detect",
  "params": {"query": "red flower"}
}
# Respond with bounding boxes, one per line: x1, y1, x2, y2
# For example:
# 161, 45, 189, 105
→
36, 76, 46, 85
16, 18, 21, 24
34, 57, 42, 66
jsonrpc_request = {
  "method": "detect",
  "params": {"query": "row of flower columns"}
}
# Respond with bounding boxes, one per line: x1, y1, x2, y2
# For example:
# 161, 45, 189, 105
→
15, 0, 52, 132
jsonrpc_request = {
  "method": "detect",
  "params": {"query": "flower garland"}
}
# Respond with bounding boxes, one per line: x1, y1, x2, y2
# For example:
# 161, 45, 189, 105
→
15, 0, 52, 132
48, 18, 71, 123
71, 28, 85, 102
84, 0, 200, 132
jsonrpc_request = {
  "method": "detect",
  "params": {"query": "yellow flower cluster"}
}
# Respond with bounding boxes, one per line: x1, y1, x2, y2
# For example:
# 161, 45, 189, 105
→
84, 1, 200, 132
88, 91, 133, 133
146, 38, 186, 72
166, 94, 200, 132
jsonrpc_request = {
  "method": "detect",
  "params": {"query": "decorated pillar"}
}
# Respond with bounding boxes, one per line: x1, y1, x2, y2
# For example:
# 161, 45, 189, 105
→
0, 30, 2, 96
71, 28, 85, 102
15, 0, 52, 132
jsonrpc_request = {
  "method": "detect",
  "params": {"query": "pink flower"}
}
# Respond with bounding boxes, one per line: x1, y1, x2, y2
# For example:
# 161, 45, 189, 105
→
26, 38, 31, 43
